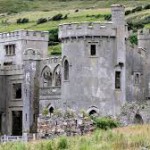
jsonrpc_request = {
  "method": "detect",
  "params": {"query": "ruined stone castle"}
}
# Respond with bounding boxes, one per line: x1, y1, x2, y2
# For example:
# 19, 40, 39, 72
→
0, 4, 149, 136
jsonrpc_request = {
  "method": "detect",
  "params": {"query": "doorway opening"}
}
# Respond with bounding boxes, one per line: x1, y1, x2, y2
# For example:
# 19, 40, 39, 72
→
133, 114, 143, 124
12, 111, 22, 135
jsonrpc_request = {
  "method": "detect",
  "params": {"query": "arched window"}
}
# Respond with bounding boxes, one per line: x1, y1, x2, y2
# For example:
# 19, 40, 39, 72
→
54, 65, 61, 86
133, 114, 143, 124
89, 110, 97, 116
64, 60, 69, 80
41, 66, 52, 87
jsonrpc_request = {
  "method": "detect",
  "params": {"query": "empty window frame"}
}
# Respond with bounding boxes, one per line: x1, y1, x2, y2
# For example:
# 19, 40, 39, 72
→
90, 44, 96, 56
115, 71, 121, 89
135, 73, 140, 85
13, 83, 22, 99
5, 44, 16, 56
3, 62, 13, 66
64, 60, 69, 80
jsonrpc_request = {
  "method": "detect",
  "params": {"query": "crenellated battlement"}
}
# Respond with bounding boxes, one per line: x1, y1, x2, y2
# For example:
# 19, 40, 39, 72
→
59, 22, 117, 40
138, 29, 150, 40
0, 30, 49, 42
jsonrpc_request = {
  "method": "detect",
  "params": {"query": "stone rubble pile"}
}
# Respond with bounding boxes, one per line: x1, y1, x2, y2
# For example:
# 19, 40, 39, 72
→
37, 115, 95, 139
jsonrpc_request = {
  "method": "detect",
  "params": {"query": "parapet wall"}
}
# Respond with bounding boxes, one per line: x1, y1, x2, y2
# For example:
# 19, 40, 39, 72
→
59, 22, 117, 39
0, 30, 49, 42
42, 56, 61, 65
0, 65, 23, 75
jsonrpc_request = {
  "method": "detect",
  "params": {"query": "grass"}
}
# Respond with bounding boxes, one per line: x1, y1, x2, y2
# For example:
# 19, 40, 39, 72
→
0, 0, 149, 13
0, 0, 149, 55
1, 125, 150, 150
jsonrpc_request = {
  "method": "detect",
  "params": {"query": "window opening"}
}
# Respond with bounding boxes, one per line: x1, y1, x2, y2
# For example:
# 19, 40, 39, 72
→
134, 114, 143, 124
5, 44, 16, 56
90, 44, 96, 56
64, 60, 69, 80
49, 107, 54, 117
135, 73, 140, 84
4, 62, 13, 66
13, 83, 22, 99
115, 71, 121, 89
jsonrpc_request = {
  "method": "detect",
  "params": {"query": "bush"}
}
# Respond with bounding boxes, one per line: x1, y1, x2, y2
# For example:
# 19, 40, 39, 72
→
63, 14, 68, 19
51, 13, 63, 21
51, 51, 61, 56
142, 16, 150, 24
129, 33, 138, 45
127, 21, 144, 31
17, 18, 29, 24
57, 137, 68, 149
132, 6, 143, 13
42, 108, 49, 116
37, 18, 47, 24
93, 117, 119, 130
46, 142, 53, 150
125, 10, 132, 16
48, 28, 59, 46
144, 4, 150, 10
104, 14, 111, 21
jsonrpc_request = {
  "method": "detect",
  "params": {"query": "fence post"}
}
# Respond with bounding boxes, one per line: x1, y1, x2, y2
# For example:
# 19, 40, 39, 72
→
23, 133, 28, 142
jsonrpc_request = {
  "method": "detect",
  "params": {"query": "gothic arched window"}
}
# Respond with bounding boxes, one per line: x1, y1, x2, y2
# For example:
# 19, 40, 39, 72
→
64, 60, 69, 80
54, 65, 61, 86
42, 66, 52, 87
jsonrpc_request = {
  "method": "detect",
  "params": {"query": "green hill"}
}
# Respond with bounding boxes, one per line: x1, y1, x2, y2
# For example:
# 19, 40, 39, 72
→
0, 0, 149, 55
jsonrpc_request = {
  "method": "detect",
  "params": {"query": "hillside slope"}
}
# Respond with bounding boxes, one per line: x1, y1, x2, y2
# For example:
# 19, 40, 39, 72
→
0, 0, 149, 54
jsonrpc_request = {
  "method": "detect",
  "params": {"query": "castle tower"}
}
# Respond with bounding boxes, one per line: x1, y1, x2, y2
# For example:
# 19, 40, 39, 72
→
59, 5, 127, 116
23, 48, 41, 134
138, 29, 150, 98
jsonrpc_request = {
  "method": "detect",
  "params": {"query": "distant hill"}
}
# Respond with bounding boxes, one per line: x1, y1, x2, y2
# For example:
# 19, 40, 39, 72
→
0, 0, 149, 55
0, 0, 149, 13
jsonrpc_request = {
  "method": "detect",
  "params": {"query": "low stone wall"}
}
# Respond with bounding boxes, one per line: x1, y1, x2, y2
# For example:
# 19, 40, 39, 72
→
118, 101, 150, 125
37, 114, 95, 139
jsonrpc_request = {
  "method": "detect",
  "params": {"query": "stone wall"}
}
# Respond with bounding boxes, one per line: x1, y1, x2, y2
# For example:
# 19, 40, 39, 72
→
37, 111, 94, 138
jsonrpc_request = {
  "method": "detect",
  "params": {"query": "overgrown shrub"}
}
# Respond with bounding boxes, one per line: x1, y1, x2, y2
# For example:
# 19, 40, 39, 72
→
142, 16, 150, 24
53, 109, 62, 117
129, 33, 138, 45
104, 14, 111, 21
63, 14, 68, 19
51, 13, 63, 21
144, 4, 150, 10
46, 142, 53, 150
48, 28, 59, 46
93, 117, 119, 130
42, 108, 49, 116
64, 109, 75, 118
127, 21, 144, 31
86, 14, 103, 18
57, 137, 68, 149
51, 51, 61, 55
17, 18, 29, 24
132, 6, 143, 13
37, 18, 47, 24
125, 10, 132, 16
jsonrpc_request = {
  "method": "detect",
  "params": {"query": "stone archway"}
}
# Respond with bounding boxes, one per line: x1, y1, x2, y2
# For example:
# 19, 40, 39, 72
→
133, 114, 143, 124
89, 110, 97, 116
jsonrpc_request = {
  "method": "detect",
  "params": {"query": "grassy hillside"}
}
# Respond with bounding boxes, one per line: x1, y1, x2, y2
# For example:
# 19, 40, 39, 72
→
0, 0, 150, 13
0, 0, 149, 55
0, 125, 150, 150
